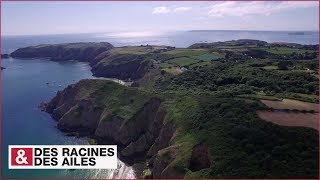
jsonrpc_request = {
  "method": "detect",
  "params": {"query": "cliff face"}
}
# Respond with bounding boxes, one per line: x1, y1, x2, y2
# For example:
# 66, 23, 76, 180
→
10, 42, 113, 62
92, 53, 150, 80
42, 79, 177, 174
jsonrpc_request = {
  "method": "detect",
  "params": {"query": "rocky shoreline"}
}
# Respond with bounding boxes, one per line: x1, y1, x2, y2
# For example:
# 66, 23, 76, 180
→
39, 79, 179, 178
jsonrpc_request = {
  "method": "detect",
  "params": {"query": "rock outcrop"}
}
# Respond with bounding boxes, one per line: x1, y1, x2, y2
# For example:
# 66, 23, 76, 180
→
41, 79, 177, 170
91, 53, 150, 80
189, 143, 211, 172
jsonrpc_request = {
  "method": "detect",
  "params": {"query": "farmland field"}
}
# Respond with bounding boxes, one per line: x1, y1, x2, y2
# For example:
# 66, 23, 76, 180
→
169, 57, 199, 67
257, 111, 318, 130
261, 99, 319, 112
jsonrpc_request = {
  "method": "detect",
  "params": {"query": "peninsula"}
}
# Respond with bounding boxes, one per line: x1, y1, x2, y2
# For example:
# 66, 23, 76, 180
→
11, 40, 319, 178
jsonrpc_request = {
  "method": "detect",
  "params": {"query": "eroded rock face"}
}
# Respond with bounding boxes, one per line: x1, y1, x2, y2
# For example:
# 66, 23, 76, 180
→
152, 144, 186, 178
41, 80, 176, 168
91, 54, 150, 80
95, 98, 164, 146
57, 99, 104, 135
147, 121, 176, 159
189, 143, 211, 172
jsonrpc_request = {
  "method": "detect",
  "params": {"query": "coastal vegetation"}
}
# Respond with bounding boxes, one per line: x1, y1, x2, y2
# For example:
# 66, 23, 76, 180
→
12, 39, 319, 178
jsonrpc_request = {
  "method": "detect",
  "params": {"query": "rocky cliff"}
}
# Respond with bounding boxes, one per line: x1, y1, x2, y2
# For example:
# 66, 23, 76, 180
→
10, 43, 151, 81
41, 79, 180, 177
92, 52, 151, 80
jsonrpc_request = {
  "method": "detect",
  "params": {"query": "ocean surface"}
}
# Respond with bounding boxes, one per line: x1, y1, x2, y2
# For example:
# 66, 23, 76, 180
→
1, 58, 135, 179
1, 30, 318, 178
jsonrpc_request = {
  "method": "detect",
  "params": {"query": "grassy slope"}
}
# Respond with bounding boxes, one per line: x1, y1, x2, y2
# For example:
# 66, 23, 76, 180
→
156, 48, 225, 69
76, 80, 152, 124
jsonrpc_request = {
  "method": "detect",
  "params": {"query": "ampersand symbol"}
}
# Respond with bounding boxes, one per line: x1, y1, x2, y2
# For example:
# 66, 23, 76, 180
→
15, 149, 28, 164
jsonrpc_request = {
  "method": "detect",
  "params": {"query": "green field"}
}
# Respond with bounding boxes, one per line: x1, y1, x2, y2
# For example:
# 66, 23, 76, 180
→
169, 57, 200, 67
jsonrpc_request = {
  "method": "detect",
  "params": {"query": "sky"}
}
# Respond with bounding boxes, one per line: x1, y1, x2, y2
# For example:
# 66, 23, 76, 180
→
1, 1, 319, 36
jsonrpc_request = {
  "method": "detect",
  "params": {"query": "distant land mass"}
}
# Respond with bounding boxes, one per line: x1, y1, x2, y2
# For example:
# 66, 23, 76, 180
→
1, 54, 10, 59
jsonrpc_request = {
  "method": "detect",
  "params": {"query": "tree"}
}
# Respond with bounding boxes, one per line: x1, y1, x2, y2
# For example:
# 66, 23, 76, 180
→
277, 61, 292, 70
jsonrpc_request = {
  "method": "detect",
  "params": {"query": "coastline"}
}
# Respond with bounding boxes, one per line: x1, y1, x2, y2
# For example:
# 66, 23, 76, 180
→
3, 37, 319, 178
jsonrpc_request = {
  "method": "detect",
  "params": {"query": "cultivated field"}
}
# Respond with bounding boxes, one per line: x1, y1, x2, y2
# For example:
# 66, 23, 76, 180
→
261, 99, 318, 112
257, 111, 318, 130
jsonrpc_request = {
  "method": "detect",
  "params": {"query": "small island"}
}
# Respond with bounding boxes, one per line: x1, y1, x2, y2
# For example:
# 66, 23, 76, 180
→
1, 54, 10, 59
13, 39, 319, 178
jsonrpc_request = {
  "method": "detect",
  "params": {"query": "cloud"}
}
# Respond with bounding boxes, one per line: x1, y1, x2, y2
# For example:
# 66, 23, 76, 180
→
152, 6, 192, 14
152, 6, 170, 14
208, 1, 318, 17
174, 7, 192, 12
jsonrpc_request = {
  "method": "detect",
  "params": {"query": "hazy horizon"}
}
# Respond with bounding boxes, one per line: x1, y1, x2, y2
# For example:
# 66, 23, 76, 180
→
2, 29, 319, 38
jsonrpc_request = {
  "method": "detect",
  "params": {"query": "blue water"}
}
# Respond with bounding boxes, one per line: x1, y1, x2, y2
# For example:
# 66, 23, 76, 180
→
1, 58, 114, 178
1, 30, 318, 178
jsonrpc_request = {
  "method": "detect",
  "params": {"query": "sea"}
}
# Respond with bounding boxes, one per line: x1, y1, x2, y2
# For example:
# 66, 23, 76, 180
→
1, 30, 318, 179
